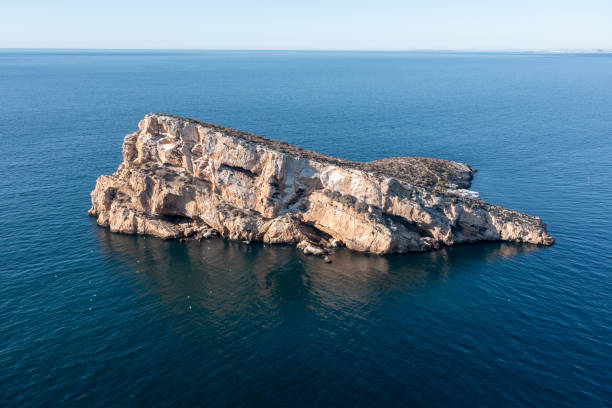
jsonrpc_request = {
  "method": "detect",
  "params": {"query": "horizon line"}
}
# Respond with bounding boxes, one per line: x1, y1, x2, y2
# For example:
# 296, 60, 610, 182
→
1, 47, 611, 54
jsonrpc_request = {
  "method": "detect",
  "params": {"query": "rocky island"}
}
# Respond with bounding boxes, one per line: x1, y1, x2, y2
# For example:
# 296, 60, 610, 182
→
89, 114, 554, 256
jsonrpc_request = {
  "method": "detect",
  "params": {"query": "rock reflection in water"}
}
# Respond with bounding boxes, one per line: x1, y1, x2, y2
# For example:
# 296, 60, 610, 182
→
94, 224, 543, 323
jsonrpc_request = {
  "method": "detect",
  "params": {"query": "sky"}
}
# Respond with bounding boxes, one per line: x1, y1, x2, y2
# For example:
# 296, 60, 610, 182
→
1, 0, 611, 50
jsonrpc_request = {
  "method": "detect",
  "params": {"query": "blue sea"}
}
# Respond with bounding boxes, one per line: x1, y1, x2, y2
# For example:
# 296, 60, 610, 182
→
1, 50, 611, 407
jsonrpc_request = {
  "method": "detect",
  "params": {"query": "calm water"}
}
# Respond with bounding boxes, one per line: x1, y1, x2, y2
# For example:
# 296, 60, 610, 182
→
1, 50, 611, 407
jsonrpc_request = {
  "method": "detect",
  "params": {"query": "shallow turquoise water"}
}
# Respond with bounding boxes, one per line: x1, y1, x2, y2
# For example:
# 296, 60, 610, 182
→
0, 50, 611, 407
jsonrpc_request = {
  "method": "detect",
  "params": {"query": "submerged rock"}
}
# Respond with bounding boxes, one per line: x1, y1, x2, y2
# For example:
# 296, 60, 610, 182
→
89, 113, 554, 254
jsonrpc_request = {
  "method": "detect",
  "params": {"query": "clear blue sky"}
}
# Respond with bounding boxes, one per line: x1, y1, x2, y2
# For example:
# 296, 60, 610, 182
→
2, 0, 611, 50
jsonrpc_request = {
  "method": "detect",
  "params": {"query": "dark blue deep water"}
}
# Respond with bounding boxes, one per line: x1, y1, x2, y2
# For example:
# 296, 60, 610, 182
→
1, 50, 611, 407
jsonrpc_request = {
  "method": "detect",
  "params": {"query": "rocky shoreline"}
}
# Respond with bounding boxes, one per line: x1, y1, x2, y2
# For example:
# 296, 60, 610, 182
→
89, 114, 554, 257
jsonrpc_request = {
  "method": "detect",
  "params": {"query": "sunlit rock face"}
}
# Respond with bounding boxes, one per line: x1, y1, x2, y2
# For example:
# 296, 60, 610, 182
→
89, 114, 554, 254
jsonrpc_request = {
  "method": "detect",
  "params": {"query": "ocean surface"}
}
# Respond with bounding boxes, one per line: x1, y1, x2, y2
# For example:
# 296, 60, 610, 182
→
1, 50, 611, 407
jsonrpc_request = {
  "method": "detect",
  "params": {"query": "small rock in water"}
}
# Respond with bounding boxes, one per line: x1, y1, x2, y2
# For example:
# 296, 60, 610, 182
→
298, 240, 326, 256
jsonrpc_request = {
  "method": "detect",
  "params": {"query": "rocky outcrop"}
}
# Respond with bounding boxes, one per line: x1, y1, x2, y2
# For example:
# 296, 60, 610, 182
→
89, 114, 554, 255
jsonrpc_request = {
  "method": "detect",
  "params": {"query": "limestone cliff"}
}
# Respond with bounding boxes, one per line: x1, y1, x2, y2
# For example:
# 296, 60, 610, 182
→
89, 114, 554, 255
